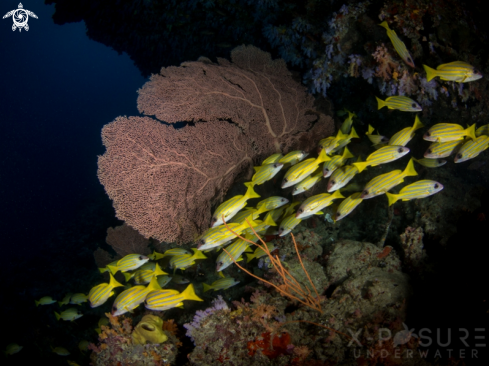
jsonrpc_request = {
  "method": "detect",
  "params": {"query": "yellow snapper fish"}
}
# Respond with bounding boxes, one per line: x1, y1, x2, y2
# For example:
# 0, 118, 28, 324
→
353, 145, 410, 173
171, 274, 190, 285
157, 275, 172, 288
58, 293, 73, 306
169, 249, 207, 271
266, 204, 289, 225
327, 165, 360, 192
197, 215, 259, 250
262, 153, 283, 165
78, 340, 90, 353
319, 128, 358, 155
242, 213, 276, 235
217, 235, 254, 272
99, 260, 119, 274
211, 183, 260, 227
250, 162, 284, 186
228, 207, 258, 224
413, 157, 447, 168
278, 150, 309, 166
54, 308, 83, 322
292, 170, 323, 195
246, 242, 276, 262
423, 61, 483, 83
388, 115, 424, 146
376, 96, 422, 112
322, 146, 354, 178
361, 158, 417, 199
67, 361, 81, 366
125, 263, 168, 284
334, 192, 364, 221
282, 148, 329, 188
145, 283, 203, 311
296, 190, 344, 219
379, 21, 415, 67
424, 139, 464, 158
340, 109, 357, 134
88, 272, 124, 308
35, 296, 56, 307
476, 124, 489, 137
150, 248, 191, 260
277, 214, 302, 237
5, 343, 22, 356
330, 127, 360, 154
95, 317, 110, 334
423, 123, 476, 142
69, 293, 88, 305
386, 180, 444, 206
112, 276, 161, 316
203, 277, 240, 292
107, 254, 150, 275
366, 124, 389, 147
252, 196, 289, 218
454, 135, 489, 163
51, 346, 70, 356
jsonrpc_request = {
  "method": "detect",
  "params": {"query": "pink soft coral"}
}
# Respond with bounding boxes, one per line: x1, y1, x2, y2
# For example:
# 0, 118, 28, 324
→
372, 43, 399, 81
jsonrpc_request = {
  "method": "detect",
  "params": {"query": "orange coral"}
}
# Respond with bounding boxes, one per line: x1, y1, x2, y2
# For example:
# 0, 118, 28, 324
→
247, 332, 292, 358
372, 44, 399, 81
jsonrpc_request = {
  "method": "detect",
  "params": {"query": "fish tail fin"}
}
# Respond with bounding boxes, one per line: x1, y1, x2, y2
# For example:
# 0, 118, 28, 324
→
402, 158, 418, 177
35, 300, 40, 307
375, 96, 386, 110
54, 312, 61, 321
122, 272, 133, 282
386, 192, 399, 206
317, 147, 330, 164
263, 213, 277, 227
202, 283, 212, 293
413, 115, 424, 131
353, 161, 368, 173
106, 264, 118, 275
342, 146, 354, 160
252, 166, 261, 173
244, 182, 261, 199
109, 273, 124, 289
466, 124, 477, 140
349, 126, 359, 139
366, 124, 375, 135
154, 263, 168, 276
423, 64, 437, 82
98, 267, 108, 274
146, 275, 162, 292
332, 190, 345, 200
181, 284, 204, 302
246, 253, 255, 262
378, 21, 390, 30
191, 248, 207, 260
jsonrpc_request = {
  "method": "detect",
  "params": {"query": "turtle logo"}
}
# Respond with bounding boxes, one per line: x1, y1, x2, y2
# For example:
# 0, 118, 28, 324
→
3, 3, 38, 32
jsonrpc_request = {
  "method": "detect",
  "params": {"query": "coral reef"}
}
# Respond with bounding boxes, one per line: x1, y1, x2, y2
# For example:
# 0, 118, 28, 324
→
399, 226, 427, 272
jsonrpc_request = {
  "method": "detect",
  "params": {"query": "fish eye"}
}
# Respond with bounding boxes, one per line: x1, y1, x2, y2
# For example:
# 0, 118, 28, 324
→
324, 168, 329, 172
434, 183, 439, 189
283, 178, 288, 183
280, 227, 284, 231
411, 103, 416, 108
456, 153, 462, 159
427, 149, 432, 154
426, 132, 431, 136
397, 147, 403, 153
438, 159, 443, 164
139, 256, 143, 260
298, 209, 303, 213
281, 198, 285, 202
474, 68, 480, 74
336, 212, 342, 218
274, 163, 279, 168
363, 190, 368, 195
330, 180, 335, 185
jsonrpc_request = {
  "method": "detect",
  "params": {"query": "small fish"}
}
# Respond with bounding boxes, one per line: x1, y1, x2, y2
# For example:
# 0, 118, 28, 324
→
319, 128, 358, 155
386, 180, 444, 206
423, 123, 476, 142
423, 61, 483, 83
99, 260, 119, 274
277, 214, 302, 237
379, 21, 415, 67
361, 158, 417, 199
203, 277, 240, 292
340, 110, 357, 134
88, 273, 124, 308
246, 242, 276, 262
366, 124, 389, 147
125, 263, 168, 284
107, 254, 150, 275
282, 149, 330, 188
171, 274, 190, 285
242, 213, 276, 235
228, 207, 258, 224
389, 115, 424, 146
331, 127, 360, 154
476, 124, 489, 137
353, 146, 410, 173
278, 150, 308, 165
454, 136, 489, 163
262, 153, 283, 165
51, 346, 70, 356
376, 96, 422, 112
157, 275, 172, 288
78, 340, 89, 353
250, 163, 284, 186
296, 190, 344, 219
145, 283, 203, 311
322, 146, 354, 178
292, 170, 323, 195
413, 157, 447, 168
327, 165, 360, 192
35, 296, 56, 307
112, 276, 161, 316
150, 248, 191, 260
198, 215, 259, 251
211, 183, 261, 227
170, 249, 207, 271
69, 293, 88, 305
54, 308, 83, 322
424, 140, 464, 158
5, 343, 22, 356
58, 293, 73, 306
335, 192, 364, 221
266, 204, 289, 224
67, 361, 81, 366
95, 317, 110, 334
253, 196, 289, 217
216, 235, 254, 272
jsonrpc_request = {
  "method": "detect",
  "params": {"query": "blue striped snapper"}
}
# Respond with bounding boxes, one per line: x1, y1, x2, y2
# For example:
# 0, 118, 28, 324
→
331, 128, 360, 155
54, 308, 82, 321
35, 296, 56, 307
150, 248, 191, 260
88, 273, 124, 308
424, 139, 464, 158
335, 192, 363, 221
203, 277, 240, 292
423, 123, 476, 142
58, 293, 73, 306
266, 204, 289, 224
242, 213, 276, 235
250, 163, 284, 186
323, 146, 354, 178
413, 157, 447, 168
423, 61, 482, 83
279, 150, 308, 165
211, 183, 260, 227
197, 215, 259, 251
361, 158, 417, 199
353, 146, 410, 173
262, 153, 283, 165
278, 214, 302, 237
379, 21, 415, 67
327, 165, 360, 192
69, 293, 88, 305
125, 263, 168, 284
170, 249, 207, 270
386, 180, 444, 206
366, 125, 389, 147
292, 170, 323, 195
228, 207, 258, 224
376, 96, 422, 112
107, 254, 149, 275
296, 190, 344, 219
253, 196, 289, 217
319, 128, 358, 155
340, 110, 357, 134
246, 242, 276, 262
282, 148, 330, 188
476, 124, 489, 137
145, 283, 203, 311
112, 276, 161, 316
217, 236, 254, 272
454, 136, 489, 163
389, 115, 424, 146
